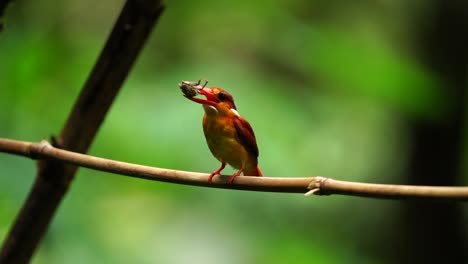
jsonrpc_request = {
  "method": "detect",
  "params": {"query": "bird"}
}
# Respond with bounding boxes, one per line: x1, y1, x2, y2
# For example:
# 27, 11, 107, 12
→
179, 80, 263, 184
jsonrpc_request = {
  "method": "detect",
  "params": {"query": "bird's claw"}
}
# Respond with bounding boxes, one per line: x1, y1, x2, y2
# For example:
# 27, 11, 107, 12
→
227, 175, 237, 184
207, 172, 218, 184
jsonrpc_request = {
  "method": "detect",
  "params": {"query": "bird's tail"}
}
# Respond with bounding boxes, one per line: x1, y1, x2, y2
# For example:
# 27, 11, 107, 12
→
243, 165, 263, 176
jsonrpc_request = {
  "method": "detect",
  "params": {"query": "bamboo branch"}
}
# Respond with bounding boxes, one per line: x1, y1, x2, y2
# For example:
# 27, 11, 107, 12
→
306, 177, 468, 200
0, 138, 312, 193
0, 1, 165, 263
2, 137, 468, 200
0, 0, 13, 32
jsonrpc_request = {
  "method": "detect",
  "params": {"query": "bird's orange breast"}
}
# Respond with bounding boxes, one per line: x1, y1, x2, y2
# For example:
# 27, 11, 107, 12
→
202, 113, 250, 169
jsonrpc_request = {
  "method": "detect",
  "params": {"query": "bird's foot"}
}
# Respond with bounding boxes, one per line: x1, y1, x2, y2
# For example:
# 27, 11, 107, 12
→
207, 162, 226, 184
227, 166, 244, 184
207, 172, 218, 184
227, 174, 238, 184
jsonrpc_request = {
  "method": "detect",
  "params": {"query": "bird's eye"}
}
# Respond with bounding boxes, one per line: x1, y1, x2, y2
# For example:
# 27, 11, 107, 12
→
218, 93, 226, 100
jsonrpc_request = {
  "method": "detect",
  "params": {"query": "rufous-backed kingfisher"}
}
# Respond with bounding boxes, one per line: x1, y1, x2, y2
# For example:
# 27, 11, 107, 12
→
179, 80, 263, 184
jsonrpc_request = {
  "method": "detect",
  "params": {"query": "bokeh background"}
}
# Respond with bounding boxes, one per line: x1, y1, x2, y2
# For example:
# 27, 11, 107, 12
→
1, 1, 467, 263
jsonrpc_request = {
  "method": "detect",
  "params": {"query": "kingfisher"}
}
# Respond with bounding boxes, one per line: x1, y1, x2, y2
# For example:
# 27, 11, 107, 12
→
179, 80, 263, 184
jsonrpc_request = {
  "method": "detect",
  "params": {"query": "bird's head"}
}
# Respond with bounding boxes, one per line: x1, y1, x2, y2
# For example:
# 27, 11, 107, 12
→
179, 80, 238, 114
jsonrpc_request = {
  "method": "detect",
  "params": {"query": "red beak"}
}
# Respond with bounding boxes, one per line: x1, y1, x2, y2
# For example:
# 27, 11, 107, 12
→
197, 87, 219, 105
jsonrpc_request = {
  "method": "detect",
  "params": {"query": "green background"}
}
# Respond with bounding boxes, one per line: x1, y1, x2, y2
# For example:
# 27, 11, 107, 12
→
1, 1, 467, 263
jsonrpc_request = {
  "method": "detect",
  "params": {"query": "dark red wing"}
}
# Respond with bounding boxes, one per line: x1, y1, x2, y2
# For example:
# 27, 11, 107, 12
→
234, 116, 259, 159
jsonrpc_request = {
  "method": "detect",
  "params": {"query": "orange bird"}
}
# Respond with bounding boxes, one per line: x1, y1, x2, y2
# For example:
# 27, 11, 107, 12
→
179, 80, 263, 184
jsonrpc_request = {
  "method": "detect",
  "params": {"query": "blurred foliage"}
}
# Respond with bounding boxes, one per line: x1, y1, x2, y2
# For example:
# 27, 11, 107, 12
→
0, 0, 465, 264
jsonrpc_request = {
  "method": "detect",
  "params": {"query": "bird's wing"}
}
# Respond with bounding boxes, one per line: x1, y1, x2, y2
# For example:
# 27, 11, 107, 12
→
234, 116, 259, 159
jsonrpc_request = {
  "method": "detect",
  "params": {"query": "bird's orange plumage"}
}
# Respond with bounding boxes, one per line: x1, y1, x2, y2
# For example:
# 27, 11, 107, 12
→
180, 82, 262, 184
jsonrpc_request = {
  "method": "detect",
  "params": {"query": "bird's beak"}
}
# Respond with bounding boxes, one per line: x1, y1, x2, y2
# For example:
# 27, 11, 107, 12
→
197, 87, 219, 104
179, 80, 219, 106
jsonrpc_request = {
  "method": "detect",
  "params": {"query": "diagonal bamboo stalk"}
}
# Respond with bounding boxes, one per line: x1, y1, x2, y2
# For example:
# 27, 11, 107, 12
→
0, 1, 165, 263
0, 0, 13, 32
